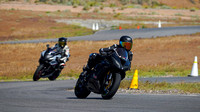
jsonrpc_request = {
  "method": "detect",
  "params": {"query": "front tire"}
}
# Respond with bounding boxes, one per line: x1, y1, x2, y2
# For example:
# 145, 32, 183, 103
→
101, 73, 121, 99
48, 70, 61, 81
33, 64, 44, 81
75, 74, 91, 98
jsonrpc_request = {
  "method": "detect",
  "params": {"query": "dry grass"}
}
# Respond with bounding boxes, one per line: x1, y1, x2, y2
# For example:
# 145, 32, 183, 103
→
0, 10, 93, 41
133, 34, 200, 67
0, 34, 200, 80
0, 9, 200, 41
158, 0, 200, 9
120, 80, 200, 94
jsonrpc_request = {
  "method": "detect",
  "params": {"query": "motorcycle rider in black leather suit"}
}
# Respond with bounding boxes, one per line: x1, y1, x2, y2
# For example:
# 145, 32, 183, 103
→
82, 35, 133, 84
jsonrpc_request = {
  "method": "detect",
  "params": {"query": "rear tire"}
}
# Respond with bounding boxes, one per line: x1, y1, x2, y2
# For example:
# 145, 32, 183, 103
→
75, 75, 91, 98
101, 73, 121, 99
48, 70, 61, 81
33, 65, 44, 81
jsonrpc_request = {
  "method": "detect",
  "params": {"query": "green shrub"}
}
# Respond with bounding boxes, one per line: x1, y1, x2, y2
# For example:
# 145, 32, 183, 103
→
45, 11, 51, 14
77, 13, 81, 17
120, 0, 129, 5
119, 6, 125, 10
93, 8, 99, 13
83, 5, 90, 11
10, 8, 15, 10
190, 7, 196, 12
113, 13, 121, 18
109, 3, 116, 8
175, 13, 183, 16
161, 5, 172, 9
100, 6, 104, 10
73, 4, 78, 8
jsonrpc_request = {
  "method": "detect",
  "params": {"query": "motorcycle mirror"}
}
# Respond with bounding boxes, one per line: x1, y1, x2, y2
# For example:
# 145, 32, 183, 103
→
46, 44, 50, 48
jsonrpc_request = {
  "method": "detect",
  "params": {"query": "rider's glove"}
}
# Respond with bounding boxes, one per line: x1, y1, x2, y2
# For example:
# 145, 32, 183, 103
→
100, 52, 107, 56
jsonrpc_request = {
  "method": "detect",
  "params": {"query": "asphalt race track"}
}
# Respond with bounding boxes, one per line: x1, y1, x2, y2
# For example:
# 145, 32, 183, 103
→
0, 80, 200, 112
0, 26, 200, 44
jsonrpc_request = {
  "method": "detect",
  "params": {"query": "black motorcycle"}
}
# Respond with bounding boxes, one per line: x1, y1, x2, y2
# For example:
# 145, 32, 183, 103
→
33, 44, 67, 81
75, 47, 131, 99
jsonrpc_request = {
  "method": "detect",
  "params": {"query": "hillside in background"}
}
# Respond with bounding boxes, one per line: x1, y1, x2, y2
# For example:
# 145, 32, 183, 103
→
0, 0, 200, 9
157, 0, 200, 9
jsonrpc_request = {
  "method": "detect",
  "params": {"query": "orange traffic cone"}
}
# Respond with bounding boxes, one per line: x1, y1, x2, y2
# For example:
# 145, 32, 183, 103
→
129, 69, 139, 90
137, 26, 140, 29
119, 26, 122, 30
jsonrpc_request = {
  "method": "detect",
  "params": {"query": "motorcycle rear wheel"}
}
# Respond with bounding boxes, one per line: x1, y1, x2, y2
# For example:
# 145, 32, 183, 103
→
101, 73, 121, 99
33, 64, 44, 81
75, 75, 91, 98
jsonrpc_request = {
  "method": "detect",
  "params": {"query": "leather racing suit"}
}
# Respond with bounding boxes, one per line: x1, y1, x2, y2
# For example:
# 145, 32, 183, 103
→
51, 43, 70, 68
85, 44, 133, 79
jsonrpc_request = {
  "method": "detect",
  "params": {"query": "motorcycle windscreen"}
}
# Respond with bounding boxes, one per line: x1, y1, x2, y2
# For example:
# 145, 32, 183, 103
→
116, 48, 128, 61
116, 48, 130, 70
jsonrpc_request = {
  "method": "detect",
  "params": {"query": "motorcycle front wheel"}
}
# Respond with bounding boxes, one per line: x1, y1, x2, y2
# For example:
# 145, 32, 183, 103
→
33, 64, 44, 81
48, 70, 61, 81
101, 72, 121, 99
74, 74, 91, 98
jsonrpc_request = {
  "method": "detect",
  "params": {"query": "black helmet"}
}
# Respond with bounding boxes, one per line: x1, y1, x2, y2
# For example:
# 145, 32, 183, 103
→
58, 37, 67, 48
119, 36, 133, 51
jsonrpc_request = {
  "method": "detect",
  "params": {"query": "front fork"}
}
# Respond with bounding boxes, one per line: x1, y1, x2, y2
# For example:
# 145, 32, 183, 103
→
102, 71, 113, 94
79, 71, 89, 86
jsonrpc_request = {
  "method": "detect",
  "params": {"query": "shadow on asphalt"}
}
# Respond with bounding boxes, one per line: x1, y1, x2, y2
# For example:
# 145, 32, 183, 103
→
66, 97, 106, 100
